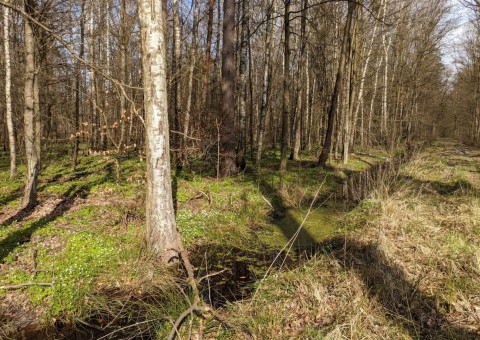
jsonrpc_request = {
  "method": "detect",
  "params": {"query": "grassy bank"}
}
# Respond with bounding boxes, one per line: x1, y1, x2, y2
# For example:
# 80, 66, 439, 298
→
0, 145, 392, 337
222, 140, 480, 339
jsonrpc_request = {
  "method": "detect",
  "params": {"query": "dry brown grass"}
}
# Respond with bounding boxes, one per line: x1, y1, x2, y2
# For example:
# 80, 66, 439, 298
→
222, 140, 480, 339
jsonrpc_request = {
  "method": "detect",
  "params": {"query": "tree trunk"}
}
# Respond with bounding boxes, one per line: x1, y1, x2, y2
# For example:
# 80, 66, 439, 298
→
34, 59, 40, 167
3, 2, 16, 178
368, 54, 383, 146
353, 0, 382, 148
380, 0, 392, 141
23, 0, 39, 208
342, 2, 358, 164
279, 0, 291, 188
88, 0, 98, 150
256, 0, 275, 169
118, 0, 128, 154
291, 0, 308, 161
203, 0, 215, 113
172, 0, 181, 165
220, 0, 238, 176
138, 0, 181, 263
183, 0, 199, 165
318, 2, 355, 167
237, 0, 249, 169
72, 0, 86, 169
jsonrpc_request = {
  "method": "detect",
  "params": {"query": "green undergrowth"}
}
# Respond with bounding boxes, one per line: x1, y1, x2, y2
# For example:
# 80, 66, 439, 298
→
0, 146, 401, 337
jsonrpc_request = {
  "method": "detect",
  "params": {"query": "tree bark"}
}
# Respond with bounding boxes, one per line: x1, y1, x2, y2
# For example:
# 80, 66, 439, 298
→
203, 0, 215, 112
318, 2, 355, 167
279, 0, 291, 188
118, 0, 128, 154
342, 2, 358, 164
172, 0, 181, 164
353, 0, 382, 148
220, 0, 238, 176
256, 0, 275, 169
72, 0, 86, 170
291, 0, 308, 161
23, 0, 39, 208
138, 0, 181, 263
182, 0, 199, 165
3, 1, 16, 178
88, 0, 98, 150
237, 0, 249, 169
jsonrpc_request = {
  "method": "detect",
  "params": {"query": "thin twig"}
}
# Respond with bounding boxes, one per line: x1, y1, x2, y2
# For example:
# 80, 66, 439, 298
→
97, 318, 164, 340
198, 269, 227, 284
168, 304, 211, 340
75, 317, 105, 331
261, 195, 274, 209
0, 282, 54, 289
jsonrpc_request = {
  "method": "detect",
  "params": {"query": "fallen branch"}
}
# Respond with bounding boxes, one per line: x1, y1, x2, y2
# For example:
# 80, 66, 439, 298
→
261, 194, 274, 209
0, 282, 54, 290
97, 318, 164, 340
167, 303, 211, 340
198, 269, 227, 284
167, 243, 252, 340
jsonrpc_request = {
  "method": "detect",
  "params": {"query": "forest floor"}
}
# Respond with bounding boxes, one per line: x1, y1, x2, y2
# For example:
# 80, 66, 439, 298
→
0, 140, 479, 339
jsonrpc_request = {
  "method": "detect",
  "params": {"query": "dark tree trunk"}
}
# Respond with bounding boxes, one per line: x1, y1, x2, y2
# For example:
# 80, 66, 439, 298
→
220, 0, 238, 176
318, 2, 355, 167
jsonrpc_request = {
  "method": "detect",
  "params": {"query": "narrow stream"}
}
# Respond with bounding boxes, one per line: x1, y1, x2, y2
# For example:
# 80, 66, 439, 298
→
192, 153, 411, 307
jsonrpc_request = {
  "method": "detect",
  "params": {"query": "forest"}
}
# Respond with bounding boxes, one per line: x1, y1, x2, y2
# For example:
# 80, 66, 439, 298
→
0, 0, 479, 338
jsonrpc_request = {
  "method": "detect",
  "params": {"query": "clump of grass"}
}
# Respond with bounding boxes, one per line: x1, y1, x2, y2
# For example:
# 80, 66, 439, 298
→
81, 255, 188, 339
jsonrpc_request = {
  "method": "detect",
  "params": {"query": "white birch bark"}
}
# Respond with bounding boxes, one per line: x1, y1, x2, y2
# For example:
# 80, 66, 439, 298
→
256, 0, 275, 167
381, 0, 392, 138
138, 0, 180, 263
183, 0, 199, 161
352, 0, 383, 147
3, 2, 16, 178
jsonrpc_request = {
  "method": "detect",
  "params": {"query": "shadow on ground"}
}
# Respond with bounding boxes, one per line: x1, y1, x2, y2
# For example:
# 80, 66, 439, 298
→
0, 163, 114, 262
0, 188, 23, 208
316, 237, 480, 339
244, 162, 478, 338
401, 175, 479, 196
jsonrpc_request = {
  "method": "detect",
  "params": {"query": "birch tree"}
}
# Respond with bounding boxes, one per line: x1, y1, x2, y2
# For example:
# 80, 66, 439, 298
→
138, 0, 181, 263
3, 0, 16, 178
256, 0, 276, 169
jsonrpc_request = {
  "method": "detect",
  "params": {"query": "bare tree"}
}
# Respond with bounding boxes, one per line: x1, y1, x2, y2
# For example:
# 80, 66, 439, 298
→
318, 2, 356, 167
279, 0, 291, 188
3, 0, 16, 178
256, 0, 276, 169
220, 0, 238, 176
22, 0, 40, 208
138, 0, 181, 263
72, 0, 86, 170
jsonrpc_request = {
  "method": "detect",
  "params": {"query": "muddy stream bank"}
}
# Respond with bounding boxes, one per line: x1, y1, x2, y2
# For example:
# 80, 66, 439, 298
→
190, 153, 410, 308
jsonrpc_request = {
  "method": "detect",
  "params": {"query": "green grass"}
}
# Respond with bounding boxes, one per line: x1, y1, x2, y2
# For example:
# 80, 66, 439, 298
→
0, 145, 405, 337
